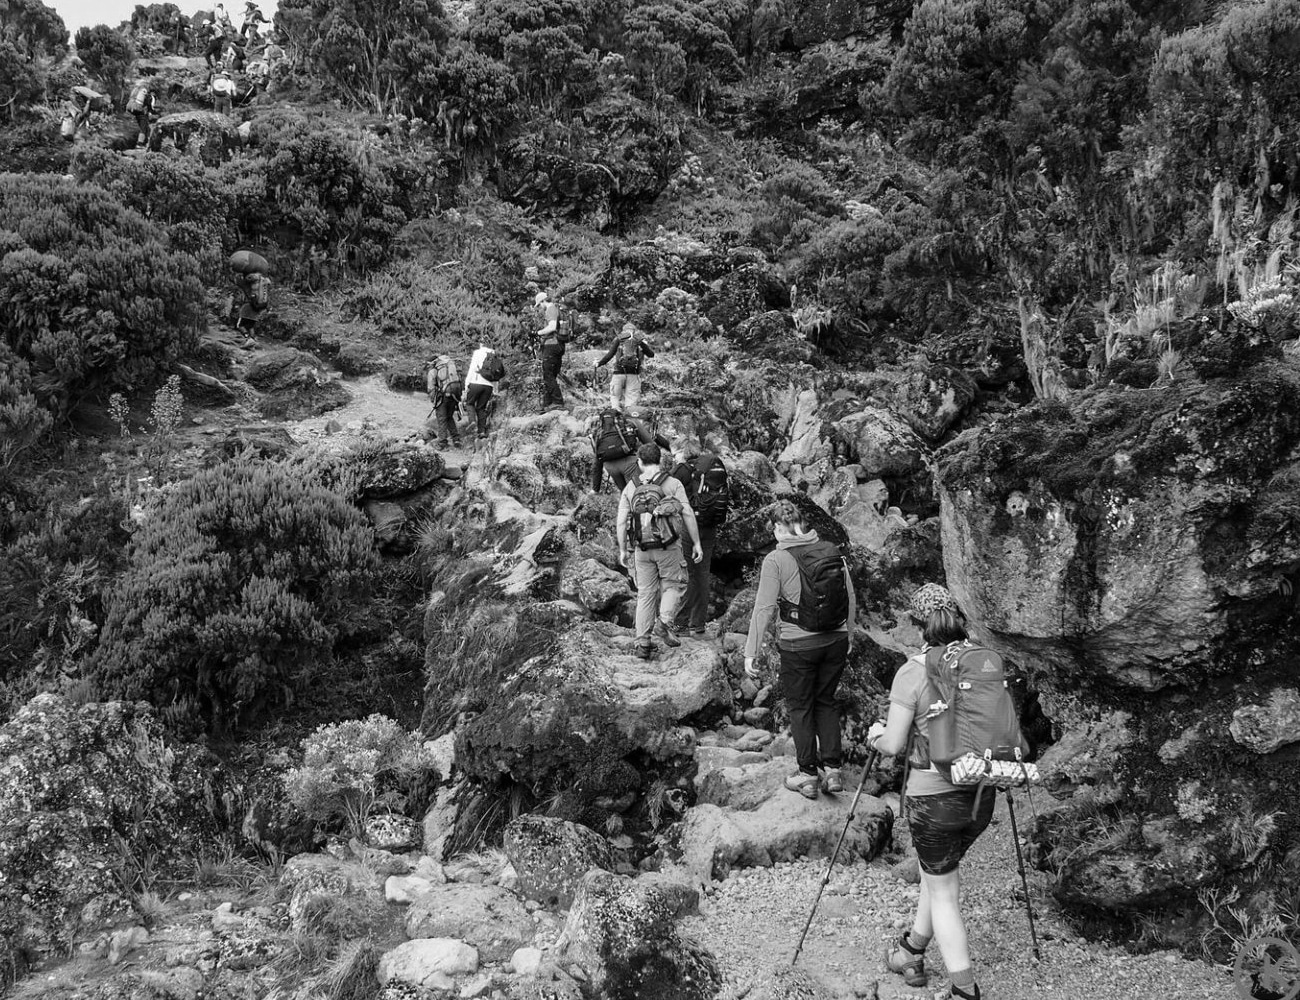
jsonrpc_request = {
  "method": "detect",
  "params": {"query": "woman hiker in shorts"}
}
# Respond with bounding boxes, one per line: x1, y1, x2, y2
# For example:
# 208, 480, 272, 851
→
867, 584, 991, 1000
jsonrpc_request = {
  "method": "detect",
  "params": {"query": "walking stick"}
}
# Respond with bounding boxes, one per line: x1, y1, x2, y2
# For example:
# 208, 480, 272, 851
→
792, 750, 880, 966
1004, 788, 1041, 961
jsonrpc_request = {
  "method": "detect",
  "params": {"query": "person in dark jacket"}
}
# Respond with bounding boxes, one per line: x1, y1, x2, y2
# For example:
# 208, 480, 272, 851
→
595, 322, 654, 411
670, 441, 728, 636
592, 405, 671, 492
534, 291, 567, 410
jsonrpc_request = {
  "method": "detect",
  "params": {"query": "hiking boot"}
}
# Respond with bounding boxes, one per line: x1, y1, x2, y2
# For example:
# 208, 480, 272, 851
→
820, 767, 844, 794
653, 620, 681, 648
784, 772, 819, 800
634, 643, 654, 660
932, 985, 979, 1000
885, 933, 928, 987
435, 438, 450, 449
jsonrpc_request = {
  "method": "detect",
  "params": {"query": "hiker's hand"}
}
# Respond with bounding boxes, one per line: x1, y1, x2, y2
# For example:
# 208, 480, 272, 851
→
867, 721, 887, 752
690, 543, 702, 563
618, 549, 629, 569
743, 657, 760, 679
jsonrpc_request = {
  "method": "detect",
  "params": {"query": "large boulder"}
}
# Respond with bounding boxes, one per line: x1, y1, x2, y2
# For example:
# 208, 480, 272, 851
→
279, 854, 385, 932
559, 871, 722, 1000
354, 441, 447, 499
486, 411, 593, 511
559, 558, 633, 614
404, 883, 534, 963
832, 406, 928, 484
503, 815, 615, 910
1231, 688, 1300, 754
377, 938, 478, 992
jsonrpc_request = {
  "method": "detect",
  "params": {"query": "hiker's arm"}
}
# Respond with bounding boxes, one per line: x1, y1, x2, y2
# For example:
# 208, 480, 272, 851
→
615, 493, 630, 562
596, 341, 618, 367
743, 554, 781, 664
681, 505, 701, 560
654, 433, 671, 450
591, 456, 604, 493
640, 340, 655, 359
868, 701, 915, 757
845, 561, 856, 650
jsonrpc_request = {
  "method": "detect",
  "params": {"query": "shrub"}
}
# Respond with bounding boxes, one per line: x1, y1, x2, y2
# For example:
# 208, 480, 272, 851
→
0, 173, 204, 416
72, 25, 136, 105
284, 715, 438, 837
0, 345, 52, 480
90, 456, 381, 732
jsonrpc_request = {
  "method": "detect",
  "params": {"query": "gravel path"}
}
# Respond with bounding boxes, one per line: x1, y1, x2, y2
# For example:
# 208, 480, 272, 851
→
684, 791, 1234, 1000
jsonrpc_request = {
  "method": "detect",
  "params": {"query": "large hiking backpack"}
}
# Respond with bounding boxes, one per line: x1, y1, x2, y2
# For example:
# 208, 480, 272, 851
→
126, 85, 150, 113
248, 273, 270, 309
615, 330, 645, 373
479, 351, 505, 382
690, 453, 730, 528
428, 355, 462, 401
778, 540, 849, 632
917, 640, 1035, 787
592, 408, 636, 462
628, 471, 681, 550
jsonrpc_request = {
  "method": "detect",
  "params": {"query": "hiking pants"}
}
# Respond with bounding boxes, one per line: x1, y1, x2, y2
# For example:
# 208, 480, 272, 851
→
205, 39, 223, 66
610, 373, 641, 411
133, 111, 151, 147
779, 635, 849, 776
633, 545, 687, 647
214, 94, 231, 115
540, 345, 564, 407
677, 524, 715, 631
464, 383, 494, 438
605, 454, 639, 492
433, 396, 460, 445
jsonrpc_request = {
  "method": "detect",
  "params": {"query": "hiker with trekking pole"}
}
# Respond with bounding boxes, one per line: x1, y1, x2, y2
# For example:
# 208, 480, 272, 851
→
864, 584, 1042, 1000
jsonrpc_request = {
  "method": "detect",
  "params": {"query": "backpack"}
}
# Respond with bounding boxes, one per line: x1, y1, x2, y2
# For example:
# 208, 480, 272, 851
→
628, 471, 681, 550
428, 356, 461, 401
126, 85, 150, 113
592, 408, 636, 462
479, 351, 505, 383
915, 640, 1032, 786
554, 311, 573, 344
777, 540, 849, 632
690, 453, 729, 528
615, 330, 645, 374
248, 273, 270, 309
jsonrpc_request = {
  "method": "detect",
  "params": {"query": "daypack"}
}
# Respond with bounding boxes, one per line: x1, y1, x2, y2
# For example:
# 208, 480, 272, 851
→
690, 453, 730, 528
248, 272, 270, 309
553, 310, 573, 343
628, 471, 681, 550
777, 540, 849, 632
917, 640, 1031, 784
126, 86, 150, 113
592, 408, 636, 462
428, 355, 462, 401
479, 351, 505, 382
615, 330, 645, 373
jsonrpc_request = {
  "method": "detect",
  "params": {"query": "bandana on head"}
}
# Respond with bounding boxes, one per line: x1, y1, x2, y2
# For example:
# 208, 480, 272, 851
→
911, 583, 958, 619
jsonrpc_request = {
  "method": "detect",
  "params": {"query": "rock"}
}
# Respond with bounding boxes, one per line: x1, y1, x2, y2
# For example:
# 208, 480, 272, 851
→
742, 707, 773, 726
789, 0, 879, 46
504, 815, 615, 910
1231, 688, 1300, 753
107, 926, 149, 965
365, 813, 419, 851
676, 771, 893, 882
559, 871, 721, 1000
355, 442, 446, 499
279, 854, 382, 931
460, 972, 494, 998
833, 406, 928, 482
208, 425, 298, 461
778, 388, 825, 466
378, 939, 478, 989
743, 966, 839, 1000
423, 785, 458, 859
558, 557, 633, 614
635, 869, 700, 918
885, 366, 978, 442
386, 875, 435, 904
414, 855, 447, 883
425, 732, 457, 781
211, 902, 245, 933
405, 883, 535, 963
510, 946, 544, 976
697, 758, 794, 811
693, 746, 771, 788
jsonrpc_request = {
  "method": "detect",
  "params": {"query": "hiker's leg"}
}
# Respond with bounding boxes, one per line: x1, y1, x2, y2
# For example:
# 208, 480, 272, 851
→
633, 549, 658, 647
609, 374, 625, 411
624, 374, 642, 407
606, 455, 635, 492
920, 869, 969, 975
541, 347, 562, 406
434, 400, 453, 445
777, 645, 819, 776
686, 526, 715, 630
656, 546, 688, 628
812, 634, 848, 768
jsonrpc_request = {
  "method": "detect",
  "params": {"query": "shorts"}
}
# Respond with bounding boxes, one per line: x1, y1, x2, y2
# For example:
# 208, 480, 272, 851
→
906, 787, 995, 876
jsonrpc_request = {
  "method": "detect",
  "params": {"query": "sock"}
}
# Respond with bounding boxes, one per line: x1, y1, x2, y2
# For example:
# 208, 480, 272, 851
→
949, 967, 978, 998
905, 930, 931, 951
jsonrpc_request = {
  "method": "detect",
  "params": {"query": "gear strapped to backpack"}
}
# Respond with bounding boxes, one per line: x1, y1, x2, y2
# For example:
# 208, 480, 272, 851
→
428, 356, 462, 402
778, 540, 849, 632
479, 351, 505, 382
248, 273, 270, 309
915, 640, 1039, 790
628, 472, 681, 550
592, 408, 636, 462
690, 453, 730, 528
615, 330, 646, 374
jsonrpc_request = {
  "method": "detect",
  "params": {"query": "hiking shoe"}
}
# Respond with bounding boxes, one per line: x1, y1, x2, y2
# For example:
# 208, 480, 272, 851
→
820, 768, 844, 794
653, 620, 681, 648
784, 772, 819, 800
933, 985, 979, 1000
634, 644, 654, 660
885, 933, 928, 987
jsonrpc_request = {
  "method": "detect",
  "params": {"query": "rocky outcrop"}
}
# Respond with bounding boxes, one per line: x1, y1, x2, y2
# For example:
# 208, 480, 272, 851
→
404, 883, 534, 962
504, 816, 615, 910
378, 938, 478, 992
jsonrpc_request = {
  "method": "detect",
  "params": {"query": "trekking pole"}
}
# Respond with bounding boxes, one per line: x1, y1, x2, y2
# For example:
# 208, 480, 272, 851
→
792, 749, 880, 967
1004, 788, 1041, 961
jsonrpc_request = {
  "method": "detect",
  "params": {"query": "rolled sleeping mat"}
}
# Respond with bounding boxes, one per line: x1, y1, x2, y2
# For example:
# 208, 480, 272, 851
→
229, 249, 270, 275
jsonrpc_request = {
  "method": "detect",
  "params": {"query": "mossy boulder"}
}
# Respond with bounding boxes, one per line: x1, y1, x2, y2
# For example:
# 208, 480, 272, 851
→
504, 815, 616, 910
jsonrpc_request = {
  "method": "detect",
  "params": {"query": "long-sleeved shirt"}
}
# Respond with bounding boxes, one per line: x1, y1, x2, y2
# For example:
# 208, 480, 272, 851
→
744, 529, 856, 659
616, 467, 699, 552
597, 331, 655, 372
591, 416, 671, 491
465, 346, 499, 387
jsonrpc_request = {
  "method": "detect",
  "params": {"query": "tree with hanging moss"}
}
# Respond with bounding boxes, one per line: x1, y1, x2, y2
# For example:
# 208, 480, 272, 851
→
91, 457, 381, 732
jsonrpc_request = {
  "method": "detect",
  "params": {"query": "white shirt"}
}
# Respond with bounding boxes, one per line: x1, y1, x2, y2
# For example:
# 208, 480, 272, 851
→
466, 346, 497, 387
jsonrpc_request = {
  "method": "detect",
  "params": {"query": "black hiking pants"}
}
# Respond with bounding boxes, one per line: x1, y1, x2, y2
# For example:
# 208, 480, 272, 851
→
779, 635, 848, 776
677, 524, 715, 631
540, 344, 564, 407
464, 383, 494, 438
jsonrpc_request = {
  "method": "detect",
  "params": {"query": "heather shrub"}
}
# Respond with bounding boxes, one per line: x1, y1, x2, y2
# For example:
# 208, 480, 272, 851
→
0, 174, 204, 415
90, 456, 381, 732
284, 715, 438, 837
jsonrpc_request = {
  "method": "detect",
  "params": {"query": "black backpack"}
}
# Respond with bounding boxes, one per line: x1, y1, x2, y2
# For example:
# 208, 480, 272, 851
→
690, 453, 729, 528
479, 351, 505, 382
778, 540, 849, 632
628, 471, 681, 550
592, 408, 636, 462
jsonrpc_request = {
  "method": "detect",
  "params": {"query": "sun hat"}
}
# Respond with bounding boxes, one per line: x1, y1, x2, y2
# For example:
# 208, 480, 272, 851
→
534, 291, 548, 307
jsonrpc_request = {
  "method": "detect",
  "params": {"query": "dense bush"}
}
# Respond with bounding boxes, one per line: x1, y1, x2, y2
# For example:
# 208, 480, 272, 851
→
0, 173, 204, 415
0, 0, 68, 119
72, 25, 136, 105
91, 456, 381, 732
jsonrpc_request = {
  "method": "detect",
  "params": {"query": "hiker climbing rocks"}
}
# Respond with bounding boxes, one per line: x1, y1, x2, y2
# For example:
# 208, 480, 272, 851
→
201, 20, 225, 68
240, 1, 267, 43
213, 2, 234, 33
233, 269, 271, 335
670, 441, 730, 636
61, 86, 103, 140
744, 499, 855, 800
868, 585, 999, 1000
125, 80, 158, 148
426, 354, 464, 450
591, 405, 671, 492
616, 442, 703, 660
464, 343, 505, 446
595, 322, 654, 411
533, 291, 571, 411
211, 70, 236, 115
